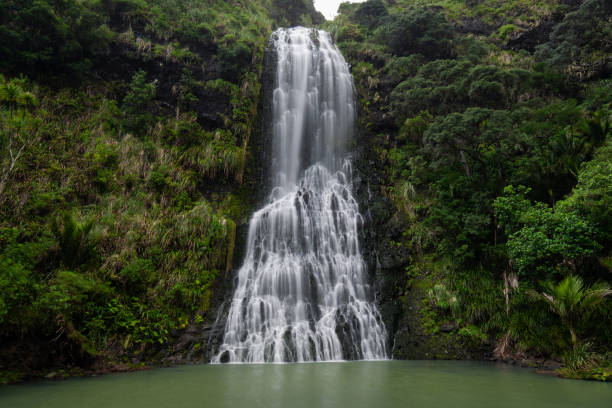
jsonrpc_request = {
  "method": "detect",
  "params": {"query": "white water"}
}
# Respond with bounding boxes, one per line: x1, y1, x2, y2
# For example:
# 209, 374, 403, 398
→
213, 27, 386, 363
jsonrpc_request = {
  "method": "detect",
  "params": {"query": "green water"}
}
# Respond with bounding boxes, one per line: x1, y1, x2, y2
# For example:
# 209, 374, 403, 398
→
1, 361, 610, 408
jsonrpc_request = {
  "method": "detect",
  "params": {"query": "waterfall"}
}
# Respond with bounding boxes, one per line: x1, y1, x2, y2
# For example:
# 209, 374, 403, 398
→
213, 27, 387, 363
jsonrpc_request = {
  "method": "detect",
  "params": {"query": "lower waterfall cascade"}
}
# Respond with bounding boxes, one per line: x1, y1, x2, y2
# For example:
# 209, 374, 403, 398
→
212, 27, 387, 363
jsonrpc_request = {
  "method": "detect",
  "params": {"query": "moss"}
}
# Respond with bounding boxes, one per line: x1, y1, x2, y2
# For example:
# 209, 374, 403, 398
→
497, 24, 520, 40
557, 366, 612, 382
0, 370, 26, 385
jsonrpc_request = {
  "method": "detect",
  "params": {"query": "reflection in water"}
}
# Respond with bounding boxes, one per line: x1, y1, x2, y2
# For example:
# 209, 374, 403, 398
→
2, 361, 611, 408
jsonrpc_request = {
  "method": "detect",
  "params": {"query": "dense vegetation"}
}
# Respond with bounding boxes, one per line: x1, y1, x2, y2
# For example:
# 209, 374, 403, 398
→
0, 0, 323, 383
0, 0, 610, 384
328, 0, 611, 380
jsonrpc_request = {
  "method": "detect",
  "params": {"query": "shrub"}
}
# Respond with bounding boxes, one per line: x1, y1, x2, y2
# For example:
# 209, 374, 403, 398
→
428, 283, 460, 316
51, 213, 98, 269
119, 258, 155, 295
218, 41, 251, 83
121, 70, 157, 135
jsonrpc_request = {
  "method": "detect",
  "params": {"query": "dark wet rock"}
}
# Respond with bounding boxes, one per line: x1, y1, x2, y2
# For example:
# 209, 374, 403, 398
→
100, 43, 231, 130
162, 254, 235, 365
164, 355, 183, 365
335, 306, 362, 360
542, 359, 562, 370
455, 18, 496, 36
390, 283, 492, 360
559, 0, 585, 7
439, 321, 458, 333
219, 350, 230, 364
352, 144, 493, 361
535, 369, 559, 376
506, 20, 558, 53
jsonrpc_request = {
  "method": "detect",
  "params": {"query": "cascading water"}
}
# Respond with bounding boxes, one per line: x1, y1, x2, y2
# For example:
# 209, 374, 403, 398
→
213, 27, 387, 363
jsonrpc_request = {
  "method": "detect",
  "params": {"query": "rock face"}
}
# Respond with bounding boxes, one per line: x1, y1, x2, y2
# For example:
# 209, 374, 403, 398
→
352, 160, 403, 356
455, 18, 496, 36
506, 20, 558, 53
162, 35, 280, 366
161, 266, 235, 364
101, 40, 230, 131
352, 155, 494, 361
351, 163, 492, 360
348, 47, 494, 362
391, 284, 492, 360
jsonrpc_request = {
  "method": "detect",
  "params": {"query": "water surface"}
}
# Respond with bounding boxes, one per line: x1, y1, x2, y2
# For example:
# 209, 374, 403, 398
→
2, 361, 610, 408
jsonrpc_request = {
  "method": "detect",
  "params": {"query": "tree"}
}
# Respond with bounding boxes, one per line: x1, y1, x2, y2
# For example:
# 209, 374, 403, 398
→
557, 140, 612, 244
353, 0, 387, 29
527, 275, 611, 350
535, 0, 612, 79
375, 8, 455, 60
0, 0, 112, 78
423, 108, 513, 182
270, 0, 324, 26
494, 186, 600, 281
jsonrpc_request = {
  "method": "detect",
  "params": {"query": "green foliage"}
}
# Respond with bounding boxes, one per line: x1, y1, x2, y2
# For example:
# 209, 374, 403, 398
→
118, 258, 155, 295
536, 0, 612, 78
558, 140, 612, 243
0, 370, 25, 385
0, 75, 38, 113
398, 111, 432, 144
336, 23, 364, 43
0, 75, 42, 198
353, 0, 388, 30
270, 0, 324, 26
495, 186, 600, 280
562, 342, 594, 371
382, 55, 423, 86
0, 0, 113, 78
90, 142, 119, 191
374, 8, 455, 60
0, 229, 41, 329
148, 166, 169, 193
121, 70, 157, 135
497, 24, 519, 41
0, 0, 272, 378
390, 60, 534, 120
458, 325, 487, 343
558, 349, 612, 381
527, 275, 611, 350
51, 213, 98, 269
218, 41, 252, 83
428, 283, 460, 316
333, 0, 612, 361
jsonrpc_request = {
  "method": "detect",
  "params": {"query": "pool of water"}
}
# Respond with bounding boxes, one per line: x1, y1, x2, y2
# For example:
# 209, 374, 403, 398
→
1, 360, 610, 408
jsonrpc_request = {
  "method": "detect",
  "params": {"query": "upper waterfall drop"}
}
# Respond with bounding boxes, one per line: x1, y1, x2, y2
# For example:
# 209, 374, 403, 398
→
213, 27, 387, 363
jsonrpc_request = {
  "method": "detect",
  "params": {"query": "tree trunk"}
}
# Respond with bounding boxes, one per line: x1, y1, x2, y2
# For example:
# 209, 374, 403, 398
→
459, 149, 471, 178
568, 324, 578, 351
503, 270, 510, 315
